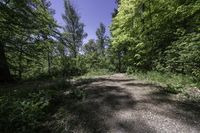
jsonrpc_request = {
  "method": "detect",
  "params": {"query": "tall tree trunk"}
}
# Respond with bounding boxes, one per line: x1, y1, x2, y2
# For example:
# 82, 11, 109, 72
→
0, 43, 12, 82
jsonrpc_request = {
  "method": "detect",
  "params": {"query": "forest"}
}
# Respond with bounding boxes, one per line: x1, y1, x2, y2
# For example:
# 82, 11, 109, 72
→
0, 0, 199, 132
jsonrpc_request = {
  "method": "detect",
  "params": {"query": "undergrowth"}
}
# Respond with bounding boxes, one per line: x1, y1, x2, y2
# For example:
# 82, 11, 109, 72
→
0, 78, 71, 133
79, 69, 113, 78
127, 68, 199, 94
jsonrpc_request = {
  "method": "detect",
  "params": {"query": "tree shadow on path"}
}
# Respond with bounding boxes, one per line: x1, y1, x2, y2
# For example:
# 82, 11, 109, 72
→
124, 82, 200, 130
47, 77, 200, 132
55, 77, 156, 133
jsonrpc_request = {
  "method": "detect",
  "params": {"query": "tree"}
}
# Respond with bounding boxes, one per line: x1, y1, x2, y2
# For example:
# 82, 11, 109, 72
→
96, 23, 108, 55
110, 0, 200, 78
83, 39, 97, 54
0, 42, 11, 82
62, 0, 87, 58
0, 0, 56, 81
83, 39, 98, 69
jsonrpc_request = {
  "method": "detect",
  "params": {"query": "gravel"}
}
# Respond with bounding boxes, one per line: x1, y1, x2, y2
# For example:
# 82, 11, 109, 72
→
66, 74, 200, 133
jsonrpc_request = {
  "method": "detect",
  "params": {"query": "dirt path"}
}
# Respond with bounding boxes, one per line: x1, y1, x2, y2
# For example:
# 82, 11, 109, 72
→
62, 74, 200, 133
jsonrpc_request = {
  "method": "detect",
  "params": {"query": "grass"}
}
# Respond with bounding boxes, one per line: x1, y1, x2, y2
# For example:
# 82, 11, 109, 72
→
0, 77, 72, 133
0, 68, 114, 132
1, 70, 199, 132
77, 69, 114, 79
128, 71, 199, 94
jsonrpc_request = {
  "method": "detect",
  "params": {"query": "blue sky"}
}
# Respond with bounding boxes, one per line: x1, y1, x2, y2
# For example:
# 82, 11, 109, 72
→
51, 0, 116, 42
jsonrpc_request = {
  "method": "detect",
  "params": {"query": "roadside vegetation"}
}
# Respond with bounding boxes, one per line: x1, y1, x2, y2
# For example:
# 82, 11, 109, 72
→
127, 69, 200, 101
0, 0, 199, 132
111, 0, 200, 100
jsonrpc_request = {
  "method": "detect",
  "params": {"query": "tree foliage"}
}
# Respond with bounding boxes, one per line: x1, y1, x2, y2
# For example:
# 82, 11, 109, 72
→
111, 0, 200, 80
0, 0, 56, 81
62, 0, 87, 58
96, 23, 108, 55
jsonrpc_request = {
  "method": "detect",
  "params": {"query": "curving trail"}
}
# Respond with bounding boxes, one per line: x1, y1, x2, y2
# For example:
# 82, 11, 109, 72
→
64, 74, 200, 133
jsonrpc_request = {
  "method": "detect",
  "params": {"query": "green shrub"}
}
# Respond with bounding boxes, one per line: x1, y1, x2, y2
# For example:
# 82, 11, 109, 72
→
129, 71, 198, 94
165, 84, 183, 94
127, 67, 135, 74
62, 57, 88, 77
84, 69, 113, 77
0, 90, 50, 133
164, 32, 200, 80
70, 88, 86, 100
52, 78, 70, 90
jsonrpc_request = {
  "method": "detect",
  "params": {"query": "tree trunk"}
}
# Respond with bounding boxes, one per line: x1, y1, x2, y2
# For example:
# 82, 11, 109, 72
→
0, 43, 12, 82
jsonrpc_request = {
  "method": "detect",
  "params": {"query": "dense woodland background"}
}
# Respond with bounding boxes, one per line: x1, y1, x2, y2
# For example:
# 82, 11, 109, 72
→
111, 0, 200, 80
0, 0, 199, 132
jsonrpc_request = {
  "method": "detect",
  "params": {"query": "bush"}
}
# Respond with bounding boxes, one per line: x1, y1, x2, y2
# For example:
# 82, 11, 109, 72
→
164, 32, 200, 80
70, 88, 86, 100
0, 90, 50, 133
165, 84, 183, 94
128, 70, 198, 94
62, 57, 87, 77
84, 69, 113, 77
126, 67, 137, 74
